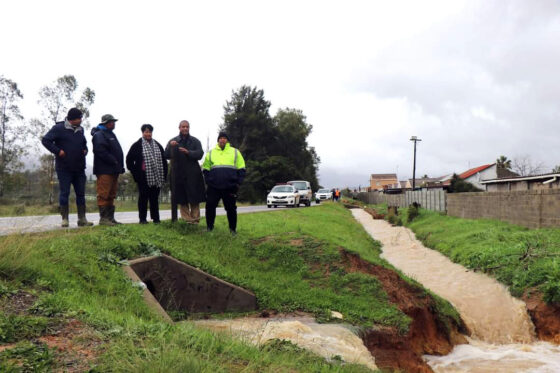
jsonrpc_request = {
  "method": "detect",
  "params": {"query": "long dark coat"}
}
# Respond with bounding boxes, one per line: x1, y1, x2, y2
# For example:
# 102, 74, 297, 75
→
164, 134, 206, 204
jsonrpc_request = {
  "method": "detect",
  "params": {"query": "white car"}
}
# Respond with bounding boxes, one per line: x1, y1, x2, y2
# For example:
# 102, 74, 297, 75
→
287, 180, 312, 207
267, 185, 301, 208
315, 188, 333, 203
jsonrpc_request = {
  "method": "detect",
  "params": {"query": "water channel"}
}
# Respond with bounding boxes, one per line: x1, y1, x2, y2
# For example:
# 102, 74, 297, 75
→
352, 209, 560, 372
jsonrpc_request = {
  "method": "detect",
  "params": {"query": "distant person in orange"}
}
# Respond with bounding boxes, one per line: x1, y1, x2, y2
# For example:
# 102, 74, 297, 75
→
334, 188, 341, 202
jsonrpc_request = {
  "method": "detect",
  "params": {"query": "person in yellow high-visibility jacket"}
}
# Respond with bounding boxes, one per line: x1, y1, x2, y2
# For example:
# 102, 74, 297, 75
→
202, 132, 246, 234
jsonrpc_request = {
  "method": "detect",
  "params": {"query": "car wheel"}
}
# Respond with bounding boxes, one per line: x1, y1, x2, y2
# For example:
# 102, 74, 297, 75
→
306, 201, 311, 207
267, 205, 271, 208
316, 200, 320, 204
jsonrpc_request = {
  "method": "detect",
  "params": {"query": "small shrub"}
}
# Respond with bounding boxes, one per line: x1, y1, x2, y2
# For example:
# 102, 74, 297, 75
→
407, 204, 420, 223
387, 214, 397, 225
12, 205, 25, 216
396, 217, 403, 226
543, 281, 560, 305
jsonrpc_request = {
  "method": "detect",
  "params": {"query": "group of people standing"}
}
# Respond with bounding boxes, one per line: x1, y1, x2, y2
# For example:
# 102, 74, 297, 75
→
42, 108, 246, 234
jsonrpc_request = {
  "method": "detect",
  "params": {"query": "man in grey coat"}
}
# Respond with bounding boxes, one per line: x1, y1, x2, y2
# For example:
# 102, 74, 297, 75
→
165, 120, 205, 223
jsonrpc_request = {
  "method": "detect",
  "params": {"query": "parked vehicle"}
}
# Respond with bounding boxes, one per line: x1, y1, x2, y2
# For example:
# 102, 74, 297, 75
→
315, 188, 332, 203
287, 180, 312, 207
267, 185, 300, 208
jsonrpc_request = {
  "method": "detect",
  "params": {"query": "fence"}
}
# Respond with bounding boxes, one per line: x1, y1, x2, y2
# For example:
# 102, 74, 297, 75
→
356, 189, 447, 212
356, 189, 560, 228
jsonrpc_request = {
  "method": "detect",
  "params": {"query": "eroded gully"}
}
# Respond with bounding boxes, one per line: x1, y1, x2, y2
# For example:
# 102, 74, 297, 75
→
352, 208, 560, 372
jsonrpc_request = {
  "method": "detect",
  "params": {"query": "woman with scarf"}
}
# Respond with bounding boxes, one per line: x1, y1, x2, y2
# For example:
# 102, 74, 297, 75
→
126, 124, 168, 224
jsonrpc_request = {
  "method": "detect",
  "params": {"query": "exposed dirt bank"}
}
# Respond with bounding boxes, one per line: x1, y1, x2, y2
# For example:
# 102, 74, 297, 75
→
339, 250, 468, 373
523, 291, 560, 344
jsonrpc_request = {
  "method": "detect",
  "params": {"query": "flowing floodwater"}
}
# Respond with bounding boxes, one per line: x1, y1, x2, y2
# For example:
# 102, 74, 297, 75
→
194, 315, 377, 371
352, 209, 560, 372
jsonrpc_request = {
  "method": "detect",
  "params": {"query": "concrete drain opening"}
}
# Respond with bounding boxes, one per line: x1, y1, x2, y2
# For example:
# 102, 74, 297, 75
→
124, 255, 257, 321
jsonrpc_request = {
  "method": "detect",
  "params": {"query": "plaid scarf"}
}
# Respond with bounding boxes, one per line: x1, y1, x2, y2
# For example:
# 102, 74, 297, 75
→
142, 138, 165, 188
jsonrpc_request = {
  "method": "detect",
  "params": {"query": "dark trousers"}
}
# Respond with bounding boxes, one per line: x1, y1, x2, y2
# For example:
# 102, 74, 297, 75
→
57, 170, 86, 206
205, 186, 237, 231
138, 183, 160, 222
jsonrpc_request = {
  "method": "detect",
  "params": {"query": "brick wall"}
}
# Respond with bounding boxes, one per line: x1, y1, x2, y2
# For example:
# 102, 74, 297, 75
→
447, 190, 560, 228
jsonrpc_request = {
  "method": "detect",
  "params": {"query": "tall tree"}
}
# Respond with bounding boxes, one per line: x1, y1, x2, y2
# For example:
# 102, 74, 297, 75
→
0, 76, 25, 197
31, 75, 95, 204
512, 155, 544, 176
552, 165, 560, 173
220, 87, 320, 202
221, 85, 274, 161
496, 155, 512, 169
273, 108, 320, 191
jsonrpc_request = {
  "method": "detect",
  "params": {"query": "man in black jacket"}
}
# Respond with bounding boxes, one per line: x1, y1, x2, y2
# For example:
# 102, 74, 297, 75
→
41, 108, 93, 227
91, 114, 124, 226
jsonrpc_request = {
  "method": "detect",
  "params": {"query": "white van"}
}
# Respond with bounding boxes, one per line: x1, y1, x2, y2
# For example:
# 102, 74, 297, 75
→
287, 180, 312, 207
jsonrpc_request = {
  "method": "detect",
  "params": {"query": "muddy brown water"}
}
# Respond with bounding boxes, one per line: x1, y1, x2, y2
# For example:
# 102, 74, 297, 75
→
352, 209, 560, 372
194, 315, 377, 370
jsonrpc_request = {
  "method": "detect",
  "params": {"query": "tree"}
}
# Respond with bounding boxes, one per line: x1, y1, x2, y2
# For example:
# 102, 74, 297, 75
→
448, 174, 481, 193
512, 155, 544, 177
0, 76, 25, 197
221, 85, 274, 161
496, 155, 512, 169
552, 165, 560, 173
220, 86, 320, 202
273, 108, 320, 191
31, 75, 95, 204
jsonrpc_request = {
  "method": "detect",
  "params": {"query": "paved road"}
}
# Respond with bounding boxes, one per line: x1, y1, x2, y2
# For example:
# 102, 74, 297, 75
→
0, 205, 295, 236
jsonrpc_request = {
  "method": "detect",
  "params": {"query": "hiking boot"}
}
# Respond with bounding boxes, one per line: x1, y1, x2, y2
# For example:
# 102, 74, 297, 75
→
108, 206, 122, 225
98, 206, 115, 226
60, 205, 69, 227
77, 205, 93, 227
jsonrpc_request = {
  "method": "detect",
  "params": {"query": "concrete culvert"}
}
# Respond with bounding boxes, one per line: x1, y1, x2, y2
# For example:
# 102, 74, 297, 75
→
125, 255, 257, 319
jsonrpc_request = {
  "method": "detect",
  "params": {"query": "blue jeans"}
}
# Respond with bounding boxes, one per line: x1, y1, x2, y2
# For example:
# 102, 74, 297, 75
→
57, 170, 86, 206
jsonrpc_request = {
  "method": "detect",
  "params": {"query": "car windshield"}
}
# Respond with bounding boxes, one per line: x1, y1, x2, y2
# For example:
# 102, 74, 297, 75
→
271, 186, 294, 193
318, 189, 330, 193
290, 182, 307, 190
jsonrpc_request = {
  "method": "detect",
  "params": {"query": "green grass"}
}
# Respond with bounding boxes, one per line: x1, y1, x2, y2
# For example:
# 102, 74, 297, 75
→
389, 206, 560, 304
0, 203, 460, 371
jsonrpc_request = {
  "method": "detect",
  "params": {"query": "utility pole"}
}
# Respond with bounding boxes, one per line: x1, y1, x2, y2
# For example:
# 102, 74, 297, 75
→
410, 136, 422, 190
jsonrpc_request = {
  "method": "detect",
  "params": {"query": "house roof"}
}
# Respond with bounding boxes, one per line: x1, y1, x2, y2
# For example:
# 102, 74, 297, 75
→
481, 173, 560, 184
459, 164, 493, 180
370, 173, 397, 179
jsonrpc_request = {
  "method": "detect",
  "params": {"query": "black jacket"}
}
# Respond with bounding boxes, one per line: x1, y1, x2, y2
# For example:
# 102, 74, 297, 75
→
126, 138, 168, 185
164, 134, 206, 204
91, 126, 124, 175
41, 121, 88, 172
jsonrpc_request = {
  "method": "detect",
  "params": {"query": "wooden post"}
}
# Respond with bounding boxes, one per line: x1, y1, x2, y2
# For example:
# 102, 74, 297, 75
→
171, 146, 177, 222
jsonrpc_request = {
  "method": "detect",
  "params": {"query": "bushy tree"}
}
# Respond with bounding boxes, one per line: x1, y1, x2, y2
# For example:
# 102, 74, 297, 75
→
31, 75, 95, 204
0, 76, 25, 197
220, 86, 320, 202
448, 173, 481, 193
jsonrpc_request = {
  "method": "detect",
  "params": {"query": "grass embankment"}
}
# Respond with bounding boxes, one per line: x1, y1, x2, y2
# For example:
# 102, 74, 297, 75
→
388, 206, 560, 304
0, 203, 462, 371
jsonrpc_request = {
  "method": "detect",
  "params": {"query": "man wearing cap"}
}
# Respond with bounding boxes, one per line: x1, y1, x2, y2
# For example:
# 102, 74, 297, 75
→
164, 120, 205, 224
91, 114, 124, 226
202, 132, 246, 234
41, 108, 93, 227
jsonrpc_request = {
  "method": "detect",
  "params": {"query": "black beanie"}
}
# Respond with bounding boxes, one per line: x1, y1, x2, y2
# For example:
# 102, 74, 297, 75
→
67, 108, 83, 121
217, 132, 229, 141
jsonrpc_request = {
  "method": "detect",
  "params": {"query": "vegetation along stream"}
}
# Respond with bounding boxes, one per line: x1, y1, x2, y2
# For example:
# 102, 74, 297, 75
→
352, 208, 560, 372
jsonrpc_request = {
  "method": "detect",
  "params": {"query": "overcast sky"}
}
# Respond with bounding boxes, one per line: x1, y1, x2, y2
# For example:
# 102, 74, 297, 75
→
2, 0, 559, 188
